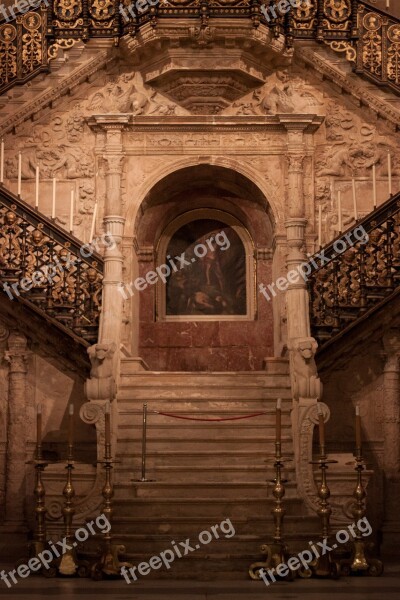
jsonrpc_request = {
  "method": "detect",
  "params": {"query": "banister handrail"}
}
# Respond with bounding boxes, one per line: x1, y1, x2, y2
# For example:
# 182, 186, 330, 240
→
1, 1, 400, 97
0, 184, 104, 346
308, 192, 400, 347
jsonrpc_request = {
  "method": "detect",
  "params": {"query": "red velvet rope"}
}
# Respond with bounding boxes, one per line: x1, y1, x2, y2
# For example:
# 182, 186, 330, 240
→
155, 411, 268, 422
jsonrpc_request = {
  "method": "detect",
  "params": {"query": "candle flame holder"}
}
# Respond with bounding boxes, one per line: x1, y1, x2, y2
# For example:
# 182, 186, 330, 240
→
249, 441, 293, 581
339, 449, 383, 577
302, 445, 340, 579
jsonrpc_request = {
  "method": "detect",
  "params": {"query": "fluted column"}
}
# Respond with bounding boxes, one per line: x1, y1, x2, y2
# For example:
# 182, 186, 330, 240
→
4, 331, 30, 526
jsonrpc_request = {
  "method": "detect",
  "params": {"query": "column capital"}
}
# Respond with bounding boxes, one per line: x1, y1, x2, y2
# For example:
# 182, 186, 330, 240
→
382, 329, 400, 371
102, 154, 124, 176
287, 154, 305, 173
4, 331, 29, 373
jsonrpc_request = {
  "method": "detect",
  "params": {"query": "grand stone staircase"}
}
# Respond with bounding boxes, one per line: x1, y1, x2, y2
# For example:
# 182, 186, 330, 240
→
110, 359, 319, 578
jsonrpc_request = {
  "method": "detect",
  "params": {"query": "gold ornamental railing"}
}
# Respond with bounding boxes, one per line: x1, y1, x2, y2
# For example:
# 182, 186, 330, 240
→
0, 1, 400, 96
0, 185, 103, 346
308, 192, 400, 348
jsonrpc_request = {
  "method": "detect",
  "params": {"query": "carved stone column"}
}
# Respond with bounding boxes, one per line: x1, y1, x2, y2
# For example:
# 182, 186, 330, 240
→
100, 130, 126, 352
285, 150, 309, 341
4, 331, 30, 527
381, 329, 400, 554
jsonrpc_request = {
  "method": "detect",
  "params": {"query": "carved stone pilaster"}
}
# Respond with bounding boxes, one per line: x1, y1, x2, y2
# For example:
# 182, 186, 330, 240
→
287, 153, 306, 219
382, 331, 400, 478
0, 323, 9, 521
3, 331, 30, 526
381, 329, 400, 554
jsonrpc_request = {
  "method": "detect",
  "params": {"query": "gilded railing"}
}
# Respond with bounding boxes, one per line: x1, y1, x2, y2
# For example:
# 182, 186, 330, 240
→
0, 186, 103, 346
309, 192, 400, 347
0, 2, 400, 96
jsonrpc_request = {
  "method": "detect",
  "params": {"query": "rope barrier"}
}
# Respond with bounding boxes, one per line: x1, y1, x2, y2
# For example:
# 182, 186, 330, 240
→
155, 410, 268, 422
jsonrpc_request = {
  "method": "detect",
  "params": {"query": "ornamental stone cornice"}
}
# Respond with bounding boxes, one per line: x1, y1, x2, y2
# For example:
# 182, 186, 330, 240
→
87, 114, 324, 133
120, 19, 293, 114
0, 43, 116, 137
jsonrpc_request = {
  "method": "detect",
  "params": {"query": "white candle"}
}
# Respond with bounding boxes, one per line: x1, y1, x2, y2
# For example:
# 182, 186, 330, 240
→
372, 164, 377, 209
70, 188, 74, 234
338, 190, 342, 233
318, 204, 322, 248
52, 178, 56, 219
352, 177, 357, 221
388, 152, 392, 196
17, 152, 21, 196
35, 166, 39, 209
90, 202, 98, 242
0, 139, 4, 184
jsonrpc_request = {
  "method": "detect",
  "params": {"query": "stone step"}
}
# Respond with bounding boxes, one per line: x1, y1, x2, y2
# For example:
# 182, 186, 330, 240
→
117, 421, 291, 436
116, 437, 292, 453
114, 450, 294, 470
114, 481, 273, 499
112, 497, 303, 520
111, 514, 317, 537
115, 481, 297, 500
115, 464, 282, 483
118, 393, 291, 404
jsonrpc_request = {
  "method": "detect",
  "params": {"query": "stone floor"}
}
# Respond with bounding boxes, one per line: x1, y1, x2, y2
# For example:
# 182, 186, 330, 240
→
1, 568, 400, 600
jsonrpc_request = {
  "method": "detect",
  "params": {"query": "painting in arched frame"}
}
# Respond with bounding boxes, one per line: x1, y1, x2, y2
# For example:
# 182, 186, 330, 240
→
157, 211, 255, 321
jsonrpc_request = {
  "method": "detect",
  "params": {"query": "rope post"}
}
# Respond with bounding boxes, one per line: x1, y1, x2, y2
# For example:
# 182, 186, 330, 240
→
133, 402, 154, 483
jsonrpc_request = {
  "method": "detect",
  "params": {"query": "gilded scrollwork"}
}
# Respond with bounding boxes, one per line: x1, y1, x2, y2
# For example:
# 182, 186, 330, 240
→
54, 0, 83, 22
362, 13, 383, 78
0, 24, 17, 87
387, 25, 400, 85
323, 0, 351, 23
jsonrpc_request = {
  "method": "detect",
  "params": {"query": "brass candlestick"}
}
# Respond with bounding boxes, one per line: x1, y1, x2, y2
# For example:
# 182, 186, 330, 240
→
339, 448, 383, 577
32, 440, 48, 555
91, 408, 132, 580
22, 441, 55, 576
249, 441, 293, 581
304, 444, 340, 579
58, 442, 78, 575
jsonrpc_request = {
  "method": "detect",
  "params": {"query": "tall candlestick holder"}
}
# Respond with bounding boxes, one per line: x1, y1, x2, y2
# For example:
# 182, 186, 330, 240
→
57, 441, 79, 576
91, 435, 132, 579
339, 448, 383, 577
31, 440, 48, 556
21, 441, 57, 577
249, 441, 293, 581
303, 443, 340, 579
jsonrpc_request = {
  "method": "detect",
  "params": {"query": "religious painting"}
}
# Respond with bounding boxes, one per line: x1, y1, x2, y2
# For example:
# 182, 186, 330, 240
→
165, 219, 247, 317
